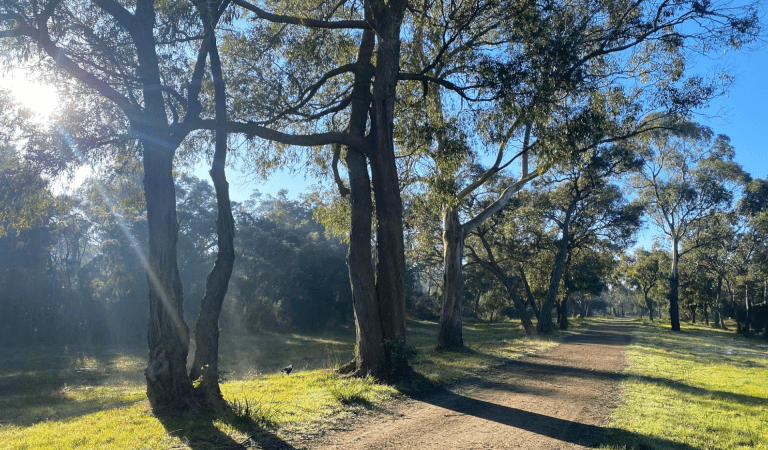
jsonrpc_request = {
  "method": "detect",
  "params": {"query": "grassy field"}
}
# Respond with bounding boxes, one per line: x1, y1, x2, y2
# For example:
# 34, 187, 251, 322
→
0, 318, 570, 450
603, 320, 768, 450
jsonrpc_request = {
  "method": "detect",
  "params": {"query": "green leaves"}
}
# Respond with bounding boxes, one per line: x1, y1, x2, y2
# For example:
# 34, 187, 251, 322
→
0, 150, 56, 237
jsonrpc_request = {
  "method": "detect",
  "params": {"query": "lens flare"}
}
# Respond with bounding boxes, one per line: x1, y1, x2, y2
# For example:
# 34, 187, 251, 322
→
0, 72, 59, 120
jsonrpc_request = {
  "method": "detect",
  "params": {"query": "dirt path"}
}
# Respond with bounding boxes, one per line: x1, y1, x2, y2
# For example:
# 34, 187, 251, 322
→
309, 319, 633, 450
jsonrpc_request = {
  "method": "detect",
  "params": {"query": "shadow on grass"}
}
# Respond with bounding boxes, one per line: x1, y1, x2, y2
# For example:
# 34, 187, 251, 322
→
0, 344, 146, 426
481, 357, 768, 407
155, 403, 297, 450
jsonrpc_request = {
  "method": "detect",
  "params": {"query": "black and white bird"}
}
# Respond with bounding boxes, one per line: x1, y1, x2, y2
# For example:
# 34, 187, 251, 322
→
281, 364, 293, 375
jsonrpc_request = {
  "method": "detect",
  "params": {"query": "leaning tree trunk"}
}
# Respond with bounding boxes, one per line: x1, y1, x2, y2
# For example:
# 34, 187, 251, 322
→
143, 140, 190, 410
189, 30, 236, 404
644, 292, 654, 321
471, 240, 538, 337
519, 267, 540, 320
438, 206, 465, 348
369, 1, 408, 358
669, 239, 681, 331
537, 210, 572, 335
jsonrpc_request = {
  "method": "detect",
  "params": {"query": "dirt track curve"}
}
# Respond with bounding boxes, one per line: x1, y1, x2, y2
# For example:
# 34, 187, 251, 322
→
309, 319, 633, 450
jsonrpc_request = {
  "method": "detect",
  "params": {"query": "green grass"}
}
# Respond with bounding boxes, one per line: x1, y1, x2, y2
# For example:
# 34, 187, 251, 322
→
602, 319, 768, 450
8, 317, 750, 450
2, 317, 572, 450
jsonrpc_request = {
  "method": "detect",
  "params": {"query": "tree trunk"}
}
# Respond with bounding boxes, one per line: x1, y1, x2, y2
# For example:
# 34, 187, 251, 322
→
644, 292, 654, 321
744, 285, 752, 335
189, 33, 235, 404
558, 296, 568, 330
470, 239, 537, 337
130, 4, 193, 411
669, 239, 681, 331
537, 210, 572, 334
519, 266, 540, 320
715, 277, 723, 329
341, 148, 386, 376
369, 1, 408, 354
143, 142, 190, 411
338, 26, 387, 377
731, 289, 742, 333
438, 206, 464, 348
703, 301, 709, 325
576, 299, 586, 318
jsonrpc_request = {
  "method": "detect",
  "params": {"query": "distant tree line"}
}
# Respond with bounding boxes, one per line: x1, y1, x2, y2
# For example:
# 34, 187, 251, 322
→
0, 161, 353, 346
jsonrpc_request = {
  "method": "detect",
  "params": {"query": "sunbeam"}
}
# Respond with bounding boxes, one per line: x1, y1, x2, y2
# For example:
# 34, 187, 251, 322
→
58, 129, 189, 346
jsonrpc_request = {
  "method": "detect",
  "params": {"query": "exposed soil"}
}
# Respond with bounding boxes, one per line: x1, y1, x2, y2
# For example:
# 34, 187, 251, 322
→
298, 319, 633, 450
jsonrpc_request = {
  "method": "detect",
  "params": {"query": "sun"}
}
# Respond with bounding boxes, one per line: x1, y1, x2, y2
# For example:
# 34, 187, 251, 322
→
0, 71, 59, 121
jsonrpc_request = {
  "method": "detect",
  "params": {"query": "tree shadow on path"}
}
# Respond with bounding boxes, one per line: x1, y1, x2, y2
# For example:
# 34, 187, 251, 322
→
418, 387, 697, 449
400, 320, 699, 449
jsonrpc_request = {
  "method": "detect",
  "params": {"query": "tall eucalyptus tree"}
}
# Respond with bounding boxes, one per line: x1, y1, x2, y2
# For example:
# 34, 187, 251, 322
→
0, 0, 237, 409
219, 0, 410, 376
632, 120, 746, 331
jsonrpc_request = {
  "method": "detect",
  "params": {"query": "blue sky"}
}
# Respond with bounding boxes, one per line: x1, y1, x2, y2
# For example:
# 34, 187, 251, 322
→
694, 47, 768, 181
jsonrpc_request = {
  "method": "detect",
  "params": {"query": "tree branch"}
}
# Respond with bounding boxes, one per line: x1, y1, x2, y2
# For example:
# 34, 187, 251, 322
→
232, 0, 371, 29
92, 0, 140, 36
397, 73, 474, 101
195, 119, 369, 151
332, 142, 350, 197
462, 171, 538, 235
